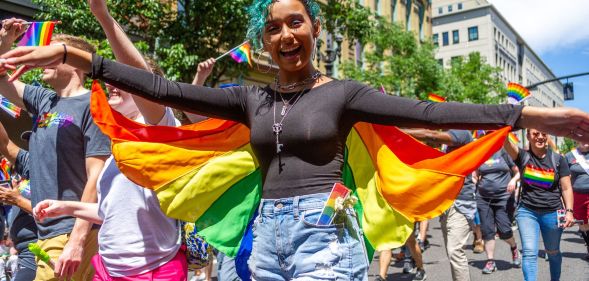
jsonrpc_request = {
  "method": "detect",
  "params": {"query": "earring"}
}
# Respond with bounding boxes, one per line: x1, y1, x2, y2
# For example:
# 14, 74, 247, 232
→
256, 50, 272, 74
312, 38, 318, 62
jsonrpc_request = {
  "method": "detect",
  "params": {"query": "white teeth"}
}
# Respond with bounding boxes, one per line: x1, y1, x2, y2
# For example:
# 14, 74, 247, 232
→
281, 46, 299, 52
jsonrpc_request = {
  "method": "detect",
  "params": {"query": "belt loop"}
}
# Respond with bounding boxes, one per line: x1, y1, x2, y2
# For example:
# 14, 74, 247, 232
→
293, 196, 300, 220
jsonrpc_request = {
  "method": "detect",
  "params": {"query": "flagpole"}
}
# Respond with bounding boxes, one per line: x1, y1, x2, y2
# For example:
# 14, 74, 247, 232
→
215, 40, 249, 61
22, 21, 62, 25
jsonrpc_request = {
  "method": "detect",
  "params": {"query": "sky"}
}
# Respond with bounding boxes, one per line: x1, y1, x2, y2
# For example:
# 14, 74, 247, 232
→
487, 0, 589, 112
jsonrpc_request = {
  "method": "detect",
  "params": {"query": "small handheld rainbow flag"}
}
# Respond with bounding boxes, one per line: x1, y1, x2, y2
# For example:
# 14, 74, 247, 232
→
316, 183, 351, 225
508, 132, 520, 144
216, 41, 252, 67
0, 158, 10, 181
507, 82, 531, 104
472, 130, 486, 139
17, 21, 57, 47
0, 97, 22, 118
427, 93, 446, 103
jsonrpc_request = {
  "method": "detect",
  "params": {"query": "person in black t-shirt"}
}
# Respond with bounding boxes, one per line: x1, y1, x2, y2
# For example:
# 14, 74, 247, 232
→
564, 141, 589, 259
504, 129, 574, 281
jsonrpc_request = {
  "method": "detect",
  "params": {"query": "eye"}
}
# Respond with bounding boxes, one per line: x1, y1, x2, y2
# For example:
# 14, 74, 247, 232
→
290, 19, 303, 28
265, 24, 279, 33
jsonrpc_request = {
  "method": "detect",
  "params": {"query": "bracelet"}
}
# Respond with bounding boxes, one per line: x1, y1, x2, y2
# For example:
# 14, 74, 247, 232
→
62, 44, 67, 64
566, 208, 573, 213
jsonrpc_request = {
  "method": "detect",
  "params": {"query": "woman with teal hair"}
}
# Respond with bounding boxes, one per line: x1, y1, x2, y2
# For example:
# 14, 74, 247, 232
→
1, 0, 589, 280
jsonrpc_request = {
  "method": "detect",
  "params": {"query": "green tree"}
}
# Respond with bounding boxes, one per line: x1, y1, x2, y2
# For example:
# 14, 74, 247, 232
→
441, 52, 506, 103
32, 0, 251, 85
559, 138, 576, 153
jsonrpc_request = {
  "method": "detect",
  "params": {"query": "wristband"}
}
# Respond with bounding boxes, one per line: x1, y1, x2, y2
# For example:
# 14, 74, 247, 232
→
62, 44, 67, 64
566, 208, 573, 213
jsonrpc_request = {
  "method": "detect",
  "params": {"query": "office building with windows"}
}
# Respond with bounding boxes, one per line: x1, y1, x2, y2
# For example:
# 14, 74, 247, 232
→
431, 0, 564, 109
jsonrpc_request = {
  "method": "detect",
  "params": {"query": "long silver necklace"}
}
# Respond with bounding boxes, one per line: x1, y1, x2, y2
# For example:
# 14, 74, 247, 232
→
272, 89, 304, 154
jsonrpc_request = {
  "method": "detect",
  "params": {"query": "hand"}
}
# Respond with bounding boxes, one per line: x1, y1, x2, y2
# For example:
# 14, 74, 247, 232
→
0, 45, 65, 81
88, 0, 110, 18
564, 212, 575, 228
0, 184, 22, 206
193, 58, 216, 85
0, 18, 28, 52
507, 180, 517, 193
519, 107, 589, 143
55, 239, 84, 280
33, 200, 68, 223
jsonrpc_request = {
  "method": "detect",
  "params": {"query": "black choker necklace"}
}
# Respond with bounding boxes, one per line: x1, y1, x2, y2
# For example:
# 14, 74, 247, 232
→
274, 70, 322, 91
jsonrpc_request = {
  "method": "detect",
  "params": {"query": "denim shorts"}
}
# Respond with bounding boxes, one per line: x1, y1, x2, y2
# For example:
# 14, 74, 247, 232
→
248, 192, 369, 280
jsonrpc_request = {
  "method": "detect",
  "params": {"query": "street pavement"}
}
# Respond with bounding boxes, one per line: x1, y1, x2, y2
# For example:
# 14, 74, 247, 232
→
369, 219, 589, 281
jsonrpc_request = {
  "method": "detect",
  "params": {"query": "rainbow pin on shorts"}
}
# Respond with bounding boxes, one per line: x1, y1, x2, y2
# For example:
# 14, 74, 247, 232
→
316, 183, 352, 225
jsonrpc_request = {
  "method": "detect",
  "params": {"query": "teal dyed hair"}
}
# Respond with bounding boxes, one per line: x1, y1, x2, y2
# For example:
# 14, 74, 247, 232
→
246, 0, 322, 50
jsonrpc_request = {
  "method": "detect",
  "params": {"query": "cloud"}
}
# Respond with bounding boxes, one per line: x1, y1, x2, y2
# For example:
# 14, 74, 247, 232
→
488, 0, 589, 54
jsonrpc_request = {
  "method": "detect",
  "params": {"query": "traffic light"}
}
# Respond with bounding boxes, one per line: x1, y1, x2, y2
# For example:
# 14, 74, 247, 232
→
564, 82, 574, 101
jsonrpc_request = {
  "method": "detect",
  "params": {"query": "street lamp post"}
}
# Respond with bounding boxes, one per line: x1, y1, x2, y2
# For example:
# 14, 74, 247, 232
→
316, 31, 344, 77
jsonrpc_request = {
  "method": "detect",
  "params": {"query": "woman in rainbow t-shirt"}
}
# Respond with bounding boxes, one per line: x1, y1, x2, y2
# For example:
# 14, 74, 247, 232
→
564, 141, 589, 260
504, 129, 574, 281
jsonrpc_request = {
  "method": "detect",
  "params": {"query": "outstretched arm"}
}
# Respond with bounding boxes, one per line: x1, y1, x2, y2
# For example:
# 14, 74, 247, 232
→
0, 18, 30, 109
185, 58, 216, 123
402, 128, 455, 145
34, 200, 102, 225
89, 0, 166, 124
504, 138, 519, 161
1, 46, 247, 122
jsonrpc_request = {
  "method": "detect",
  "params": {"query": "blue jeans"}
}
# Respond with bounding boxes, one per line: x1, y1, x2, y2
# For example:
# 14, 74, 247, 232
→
516, 206, 563, 281
249, 192, 369, 280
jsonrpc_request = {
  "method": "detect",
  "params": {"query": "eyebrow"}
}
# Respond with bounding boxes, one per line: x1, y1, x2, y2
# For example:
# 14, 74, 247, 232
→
265, 13, 305, 25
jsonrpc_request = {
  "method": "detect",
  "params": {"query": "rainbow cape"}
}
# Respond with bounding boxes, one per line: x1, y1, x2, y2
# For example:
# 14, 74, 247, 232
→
17, 21, 56, 47
0, 97, 22, 118
89, 81, 510, 268
507, 82, 531, 104
427, 93, 446, 103
229, 42, 253, 67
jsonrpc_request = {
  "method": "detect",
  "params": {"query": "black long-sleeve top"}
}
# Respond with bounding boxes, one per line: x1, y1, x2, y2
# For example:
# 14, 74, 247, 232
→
91, 55, 524, 199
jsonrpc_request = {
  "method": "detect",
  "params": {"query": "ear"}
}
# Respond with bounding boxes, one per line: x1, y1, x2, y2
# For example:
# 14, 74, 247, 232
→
312, 19, 321, 39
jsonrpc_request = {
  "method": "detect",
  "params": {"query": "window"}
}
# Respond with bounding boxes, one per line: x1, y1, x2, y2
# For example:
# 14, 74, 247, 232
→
451, 56, 461, 65
437, 59, 443, 66
458, 3, 463, 10
438, 7, 443, 14
468, 26, 479, 41
433, 33, 439, 47
448, 5, 453, 12
442, 32, 449, 46
452, 30, 459, 44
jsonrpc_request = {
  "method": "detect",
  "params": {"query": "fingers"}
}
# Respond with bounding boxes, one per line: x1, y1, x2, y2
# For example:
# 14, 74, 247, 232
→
8, 65, 31, 82
0, 46, 37, 60
54, 256, 64, 280
33, 200, 53, 222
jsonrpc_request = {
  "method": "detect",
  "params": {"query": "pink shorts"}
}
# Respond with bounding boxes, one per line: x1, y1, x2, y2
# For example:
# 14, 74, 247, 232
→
91, 248, 187, 281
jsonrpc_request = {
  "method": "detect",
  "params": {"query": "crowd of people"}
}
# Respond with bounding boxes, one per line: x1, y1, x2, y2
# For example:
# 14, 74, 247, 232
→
0, 0, 586, 280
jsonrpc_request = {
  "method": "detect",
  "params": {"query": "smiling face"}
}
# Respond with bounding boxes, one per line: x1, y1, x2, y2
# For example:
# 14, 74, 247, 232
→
527, 129, 548, 151
106, 83, 138, 118
262, 0, 320, 73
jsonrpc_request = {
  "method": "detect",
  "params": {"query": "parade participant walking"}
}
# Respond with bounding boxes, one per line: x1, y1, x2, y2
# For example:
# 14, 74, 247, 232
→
504, 129, 575, 281
0, 122, 37, 281
474, 147, 521, 274
32, 0, 185, 279
3, 1, 589, 279
0, 19, 111, 281
565, 141, 589, 259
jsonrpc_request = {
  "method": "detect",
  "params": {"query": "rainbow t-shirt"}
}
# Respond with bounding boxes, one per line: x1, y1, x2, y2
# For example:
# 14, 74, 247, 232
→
523, 164, 555, 189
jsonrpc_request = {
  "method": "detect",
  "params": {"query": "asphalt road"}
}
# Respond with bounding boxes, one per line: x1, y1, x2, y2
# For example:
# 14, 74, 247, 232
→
369, 219, 589, 281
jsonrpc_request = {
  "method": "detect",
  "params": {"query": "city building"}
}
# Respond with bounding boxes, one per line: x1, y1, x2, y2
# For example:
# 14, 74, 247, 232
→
432, 0, 564, 109
0, 0, 35, 20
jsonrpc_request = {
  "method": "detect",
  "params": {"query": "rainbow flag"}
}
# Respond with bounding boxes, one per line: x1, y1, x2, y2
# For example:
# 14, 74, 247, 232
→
0, 158, 10, 181
229, 42, 252, 67
17, 21, 56, 47
89, 81, 510, 274
427, 93, 446, 103
508, 132, 520, 144
472, 130, 486, 139
317, 183, 351, 225
507, 82, 531, 104
523, 165, 554, 189
0, 97, 21, 118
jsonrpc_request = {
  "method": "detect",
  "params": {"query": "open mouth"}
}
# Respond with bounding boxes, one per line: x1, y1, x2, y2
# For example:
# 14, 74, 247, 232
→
280, 46, 302, 59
